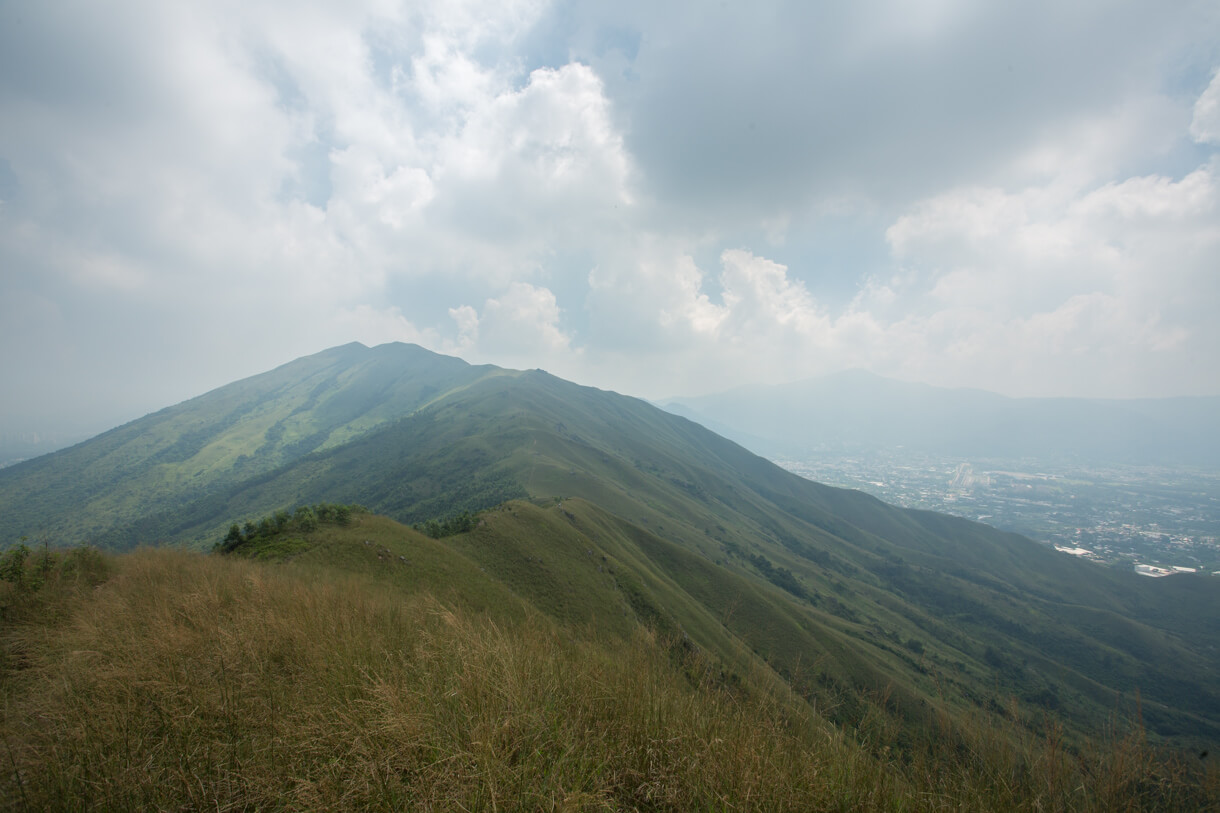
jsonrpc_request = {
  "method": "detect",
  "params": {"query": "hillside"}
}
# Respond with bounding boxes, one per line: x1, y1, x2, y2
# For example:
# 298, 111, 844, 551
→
2, 342, 1219, 758
0, 342, 498, 547
662, 370, 1220, 466
9, 541, 1214, 810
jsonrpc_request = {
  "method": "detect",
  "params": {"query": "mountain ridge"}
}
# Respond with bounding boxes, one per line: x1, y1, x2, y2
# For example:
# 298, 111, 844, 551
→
1, 342, 1218, 752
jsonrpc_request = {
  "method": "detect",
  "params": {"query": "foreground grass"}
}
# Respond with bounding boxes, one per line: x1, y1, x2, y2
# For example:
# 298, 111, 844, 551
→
1, 548, 1216, 810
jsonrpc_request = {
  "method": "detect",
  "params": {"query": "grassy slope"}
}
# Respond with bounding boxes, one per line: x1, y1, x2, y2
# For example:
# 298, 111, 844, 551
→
203, 369, 1218, 747
219, 486, 1220, 755
2, 345, 1218, 754
5, 542, 1216, 811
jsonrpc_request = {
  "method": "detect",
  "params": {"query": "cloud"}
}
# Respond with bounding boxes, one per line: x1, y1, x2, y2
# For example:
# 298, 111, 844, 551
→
448, 304, 480, 352
718, 250, 823, 338
0, 1, 629, 410
1075, 165, 1218, 221
569, 1, 1215, 226
577, 246, 894, 395
330, 304, 437, 349
574, 128, 1219, 399
584, 238, 725, 354
424, 62, 634, 263
1, 0, 1218, 435
1192, 69, 1220, 145
452, 282, 577, 372
876, 156, 1220, 395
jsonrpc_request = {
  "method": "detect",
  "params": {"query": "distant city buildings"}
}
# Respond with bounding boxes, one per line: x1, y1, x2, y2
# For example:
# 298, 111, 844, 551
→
778, 452, 1220, 577
1135, 564, 1198, 577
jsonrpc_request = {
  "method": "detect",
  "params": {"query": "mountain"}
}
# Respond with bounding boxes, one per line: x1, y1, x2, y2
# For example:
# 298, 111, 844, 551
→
2, 343, 1219, 756
662, 370, 1220, 466
0, 342, 497, 547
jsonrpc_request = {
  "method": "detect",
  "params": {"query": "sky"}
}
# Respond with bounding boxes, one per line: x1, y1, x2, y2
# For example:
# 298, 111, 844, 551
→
2, 0, 1219, 439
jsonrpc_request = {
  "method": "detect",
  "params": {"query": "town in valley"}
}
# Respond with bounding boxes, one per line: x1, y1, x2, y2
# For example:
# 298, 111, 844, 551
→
777, 452, 1220, 577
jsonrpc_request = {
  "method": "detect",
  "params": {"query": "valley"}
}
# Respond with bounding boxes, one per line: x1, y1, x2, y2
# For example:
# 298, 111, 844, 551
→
776, 452, 1220, 574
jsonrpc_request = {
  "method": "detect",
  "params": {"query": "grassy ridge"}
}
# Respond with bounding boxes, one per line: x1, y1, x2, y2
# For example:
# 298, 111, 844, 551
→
3, 544, 1216, 810
3, 342, 1219, 758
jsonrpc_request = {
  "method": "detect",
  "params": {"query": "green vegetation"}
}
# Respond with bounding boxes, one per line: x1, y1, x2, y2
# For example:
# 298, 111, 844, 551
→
1, 341, 1219, 799
415, 510, 477, 539
0, 342, 493, 550
0, 542, 110, 631
748, 551, 809, 599
215, 502, 363, 554
3, 544, 1216, 810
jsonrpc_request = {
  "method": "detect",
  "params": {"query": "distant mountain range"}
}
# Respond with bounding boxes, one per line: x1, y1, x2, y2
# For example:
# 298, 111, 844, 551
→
1, 343, 1218, 751
662, 370, 1220, 466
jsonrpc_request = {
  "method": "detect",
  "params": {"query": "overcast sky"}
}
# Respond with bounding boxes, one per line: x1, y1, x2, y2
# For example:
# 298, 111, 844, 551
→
2, 0, 1219, 437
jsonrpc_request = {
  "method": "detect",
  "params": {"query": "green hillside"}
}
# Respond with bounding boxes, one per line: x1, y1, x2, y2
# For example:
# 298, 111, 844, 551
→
2, 342, 1219, 761
0, 342, 496, 548
11, 542, 1214, 810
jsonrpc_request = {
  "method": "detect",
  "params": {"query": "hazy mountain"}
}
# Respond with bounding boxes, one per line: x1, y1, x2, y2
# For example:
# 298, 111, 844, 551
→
663, 370, 1220, 466
2, 343, 1218, 752
0, 342, 497, 546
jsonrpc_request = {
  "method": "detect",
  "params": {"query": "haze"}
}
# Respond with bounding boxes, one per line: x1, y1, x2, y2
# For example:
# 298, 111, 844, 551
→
2, 1, 1219, 442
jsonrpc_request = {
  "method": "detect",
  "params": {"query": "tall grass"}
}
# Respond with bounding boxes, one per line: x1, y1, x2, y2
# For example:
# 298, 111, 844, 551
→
1, 548, 1215, 810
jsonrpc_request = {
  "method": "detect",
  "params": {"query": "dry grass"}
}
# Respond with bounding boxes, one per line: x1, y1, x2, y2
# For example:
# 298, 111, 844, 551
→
1, 548, 1215, 811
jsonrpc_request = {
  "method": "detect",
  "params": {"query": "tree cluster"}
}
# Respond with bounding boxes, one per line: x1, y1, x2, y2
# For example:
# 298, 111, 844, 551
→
0, 542, 50, 593
216, 503, 363, 553
414, 511, 476, 539
1, 540, 109, 619
748, 553, 809, 600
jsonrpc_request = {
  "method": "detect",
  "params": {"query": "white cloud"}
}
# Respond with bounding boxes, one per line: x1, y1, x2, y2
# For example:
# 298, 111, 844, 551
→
570, 147, 1219, 398
585, 238, 727, 354
1191, 69, 1220, 145
456, 282, 576, 371
718, 250, 824, 338
330, 147, 435, 230
874, 157, 1220, 395
433, 62, 632, 213
1073, 164, 1217, 220
1, 0, 1219, 435
330, 303, 437, 348
448, 304, 480, 353
578, 246, 894, 394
